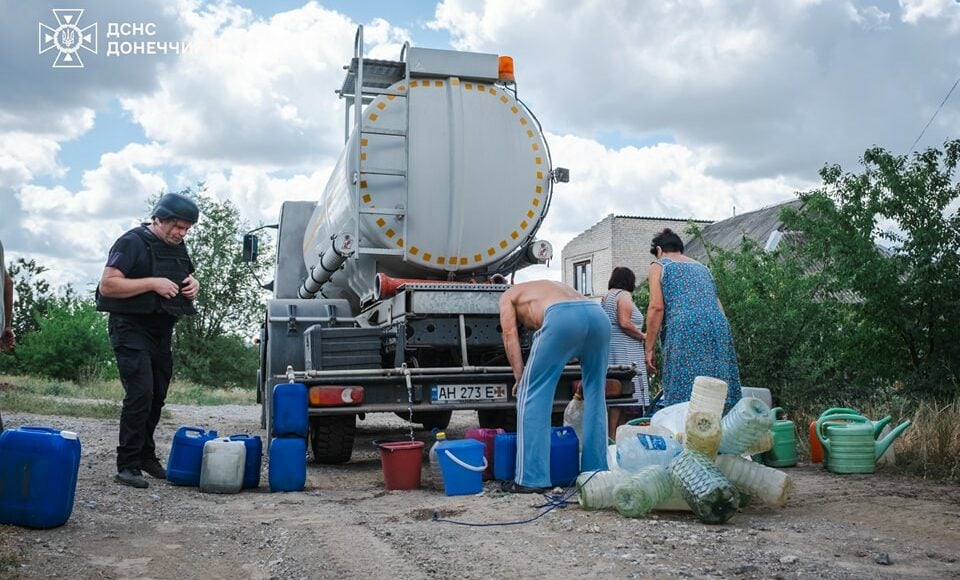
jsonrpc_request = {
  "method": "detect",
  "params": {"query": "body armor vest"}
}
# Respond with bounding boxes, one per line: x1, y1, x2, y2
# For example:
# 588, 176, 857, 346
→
96, 226, 197, 317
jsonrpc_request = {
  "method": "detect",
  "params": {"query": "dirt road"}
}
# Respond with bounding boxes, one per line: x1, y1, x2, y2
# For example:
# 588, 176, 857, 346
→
1, 404, 958, 579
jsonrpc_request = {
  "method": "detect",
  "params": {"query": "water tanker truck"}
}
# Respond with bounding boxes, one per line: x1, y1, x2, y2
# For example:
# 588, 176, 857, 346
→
244, 26, 635, 463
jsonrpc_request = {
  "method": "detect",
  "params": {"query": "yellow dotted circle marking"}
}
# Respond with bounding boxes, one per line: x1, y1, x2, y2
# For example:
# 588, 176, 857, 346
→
360, 78, 547, 267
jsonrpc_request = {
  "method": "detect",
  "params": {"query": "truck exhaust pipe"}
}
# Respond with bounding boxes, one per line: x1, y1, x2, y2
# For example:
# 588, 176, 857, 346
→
298, 233, 356, 299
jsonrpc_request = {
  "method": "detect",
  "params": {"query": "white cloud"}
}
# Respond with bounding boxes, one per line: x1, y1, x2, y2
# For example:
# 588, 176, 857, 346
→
429, 0, 960, 180
121, 2, 410, 168
523, 133, 808, 282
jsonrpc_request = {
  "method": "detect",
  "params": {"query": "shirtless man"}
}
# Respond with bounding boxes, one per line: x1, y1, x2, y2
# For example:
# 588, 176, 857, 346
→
499, 280, 611, 493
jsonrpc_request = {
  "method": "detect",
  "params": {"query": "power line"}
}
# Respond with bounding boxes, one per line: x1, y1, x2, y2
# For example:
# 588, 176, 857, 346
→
908, 72, 960, 155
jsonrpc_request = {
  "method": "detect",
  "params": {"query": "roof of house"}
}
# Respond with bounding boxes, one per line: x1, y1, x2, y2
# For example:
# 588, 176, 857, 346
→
684, 199, 803, 261
563, 213, 712, 255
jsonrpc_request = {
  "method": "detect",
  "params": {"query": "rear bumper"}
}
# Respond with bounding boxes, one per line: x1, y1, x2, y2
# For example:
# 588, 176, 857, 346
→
292, 365, 637, 416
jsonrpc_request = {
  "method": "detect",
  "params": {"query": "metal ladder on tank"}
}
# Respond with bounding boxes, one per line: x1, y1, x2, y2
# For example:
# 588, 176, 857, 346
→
342, 25, 410, 260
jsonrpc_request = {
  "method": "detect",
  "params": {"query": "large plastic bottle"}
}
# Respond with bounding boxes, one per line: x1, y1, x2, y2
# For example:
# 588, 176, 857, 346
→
718, 397, 773, 455
614, 423, 673, 446
669, 449, 740, 524
613, 465, 674, 518
428, 431, 447, 492
715, 455, 793, 507
576, 469, 629, 510
689, 376, 728, 419
563, 392, 584, 450
617, 433, 682, 472
683, 411, 721, 458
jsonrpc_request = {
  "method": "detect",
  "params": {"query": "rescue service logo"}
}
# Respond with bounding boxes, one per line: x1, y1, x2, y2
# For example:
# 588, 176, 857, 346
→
38, 9, 98, 68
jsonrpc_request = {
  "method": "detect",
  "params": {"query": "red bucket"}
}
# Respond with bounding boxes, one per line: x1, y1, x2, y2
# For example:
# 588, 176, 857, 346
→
376, 441, 424, 490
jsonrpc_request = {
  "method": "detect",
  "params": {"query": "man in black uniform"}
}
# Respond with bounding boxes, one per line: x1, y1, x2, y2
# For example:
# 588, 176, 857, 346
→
97, 193, 200, 488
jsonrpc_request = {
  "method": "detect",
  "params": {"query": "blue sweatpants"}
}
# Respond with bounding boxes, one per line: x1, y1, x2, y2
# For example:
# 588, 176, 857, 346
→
515, 301, 611, 488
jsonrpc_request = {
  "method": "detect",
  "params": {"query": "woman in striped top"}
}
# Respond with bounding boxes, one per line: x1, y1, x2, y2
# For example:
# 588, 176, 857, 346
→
601, 267, 650, 439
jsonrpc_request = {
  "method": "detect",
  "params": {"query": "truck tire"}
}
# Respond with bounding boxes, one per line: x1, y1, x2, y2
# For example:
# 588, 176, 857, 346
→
477, 409, 517, 432
415, 410, 452, 431
393, 410, 453, 431
309, 415, 356, 464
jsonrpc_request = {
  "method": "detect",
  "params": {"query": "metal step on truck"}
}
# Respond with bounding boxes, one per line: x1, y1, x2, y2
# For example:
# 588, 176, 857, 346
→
243, 26, 635, 463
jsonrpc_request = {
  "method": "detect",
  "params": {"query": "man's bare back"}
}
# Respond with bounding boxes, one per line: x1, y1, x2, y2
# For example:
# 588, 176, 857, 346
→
498, 279, 589, 384
500, 280, 587, 330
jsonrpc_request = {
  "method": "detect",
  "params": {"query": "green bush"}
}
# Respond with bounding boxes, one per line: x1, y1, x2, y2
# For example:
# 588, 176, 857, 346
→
14, 300, 116, 383
174, 331, 258, 389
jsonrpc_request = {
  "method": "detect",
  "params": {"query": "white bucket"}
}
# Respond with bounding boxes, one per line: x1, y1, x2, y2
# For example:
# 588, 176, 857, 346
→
200, 438, 246, 494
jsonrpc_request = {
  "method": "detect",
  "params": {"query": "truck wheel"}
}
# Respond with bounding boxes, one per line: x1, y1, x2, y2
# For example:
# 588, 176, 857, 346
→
477, 409, 517, 432
309, 415, 356, 464
416, 410, 452, 431
393, 410, 453, 431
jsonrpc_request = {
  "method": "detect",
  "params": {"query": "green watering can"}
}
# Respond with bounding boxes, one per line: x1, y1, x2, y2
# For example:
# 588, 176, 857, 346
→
809, 408, 893, 463
815, 412, 911, 474
763, 407, 797, 468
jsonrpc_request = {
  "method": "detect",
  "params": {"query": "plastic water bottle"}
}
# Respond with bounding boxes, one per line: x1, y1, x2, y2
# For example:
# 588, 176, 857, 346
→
669, 449, 740, 524
613, 465, 674, 518
563, 392, 584, 450
719, 397, 773, 455
689, 376, 728, 419
428, 431, 447, 492
683, 411, 721, 458
715, 455, 793, 507
576, 469, 629, 510
616, 433, 682, 472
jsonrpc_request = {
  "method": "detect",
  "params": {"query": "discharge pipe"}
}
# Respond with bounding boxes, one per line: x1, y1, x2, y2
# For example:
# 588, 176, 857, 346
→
298, 233, 356, 299
374, 272, 509, 301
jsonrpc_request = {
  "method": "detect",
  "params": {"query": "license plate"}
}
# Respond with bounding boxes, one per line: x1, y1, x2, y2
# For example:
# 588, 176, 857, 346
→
430, 384, 508, 403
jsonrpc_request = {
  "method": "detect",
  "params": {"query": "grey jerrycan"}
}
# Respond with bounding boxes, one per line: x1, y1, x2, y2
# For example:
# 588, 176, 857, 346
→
815, 413, 911, 474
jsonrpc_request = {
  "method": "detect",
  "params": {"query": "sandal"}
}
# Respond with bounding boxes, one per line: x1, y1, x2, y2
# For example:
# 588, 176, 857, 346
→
500, 480, 547, 494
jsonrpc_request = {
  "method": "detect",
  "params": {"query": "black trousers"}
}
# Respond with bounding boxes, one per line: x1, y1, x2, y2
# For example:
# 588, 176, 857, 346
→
109, 314, 174, 472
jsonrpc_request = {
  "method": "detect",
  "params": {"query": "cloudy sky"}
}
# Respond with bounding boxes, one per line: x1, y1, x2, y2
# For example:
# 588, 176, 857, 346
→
2, 0, 959, 293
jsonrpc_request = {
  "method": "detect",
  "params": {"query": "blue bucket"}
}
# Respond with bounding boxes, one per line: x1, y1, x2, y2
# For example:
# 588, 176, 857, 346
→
550, 426, 579, 487
493, 433, 517, 481
273, 383, 308, 438
436, 439, 486, 496
269, 437, 306, 492
167, 426, 218, 486
229, 434, 263, 489
0, 426, 81, 528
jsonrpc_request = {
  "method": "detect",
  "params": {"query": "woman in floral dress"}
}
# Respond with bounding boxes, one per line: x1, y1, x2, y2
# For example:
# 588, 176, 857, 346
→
644, 229, 742, 412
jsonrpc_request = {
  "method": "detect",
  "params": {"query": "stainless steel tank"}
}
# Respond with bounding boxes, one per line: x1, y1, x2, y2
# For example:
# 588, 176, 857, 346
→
302, 69, 553, 306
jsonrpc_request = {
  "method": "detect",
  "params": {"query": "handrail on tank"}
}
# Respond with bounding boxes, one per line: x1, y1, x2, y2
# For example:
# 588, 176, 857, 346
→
352, 25, 364, 258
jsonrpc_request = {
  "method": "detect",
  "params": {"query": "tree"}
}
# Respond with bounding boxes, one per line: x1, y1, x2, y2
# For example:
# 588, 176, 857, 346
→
13, 298, 114, 383
781, 140, 960, 400
160, 186, 272, 388
6, 258, 62, 338
697, 233, 898, 408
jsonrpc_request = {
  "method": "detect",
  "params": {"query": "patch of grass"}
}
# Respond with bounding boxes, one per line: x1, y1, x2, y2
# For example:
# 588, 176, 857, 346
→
0, 391, 122, 420
0, 373, 255, 425
165, 383, 255, 406
896, 399, 960, 480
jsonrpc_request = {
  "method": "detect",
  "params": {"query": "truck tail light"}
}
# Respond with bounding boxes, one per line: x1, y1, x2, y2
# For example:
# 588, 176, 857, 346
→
572, 379, 624, 398
309, 386, 364, 406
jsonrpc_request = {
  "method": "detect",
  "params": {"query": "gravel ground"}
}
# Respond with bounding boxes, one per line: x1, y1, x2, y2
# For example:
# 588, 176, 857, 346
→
1, 403, 959, 580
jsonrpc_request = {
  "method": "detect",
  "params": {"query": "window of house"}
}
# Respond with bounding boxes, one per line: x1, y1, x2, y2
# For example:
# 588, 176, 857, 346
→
574, 260, 592, 295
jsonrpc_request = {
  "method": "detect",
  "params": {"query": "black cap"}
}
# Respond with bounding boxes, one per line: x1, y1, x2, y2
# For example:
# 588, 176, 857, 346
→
153, 193, 199, 224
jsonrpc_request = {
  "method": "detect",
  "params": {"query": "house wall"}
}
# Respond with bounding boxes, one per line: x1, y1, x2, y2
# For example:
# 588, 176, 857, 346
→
562, 215, 710, 298
562, 215, 613, 299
